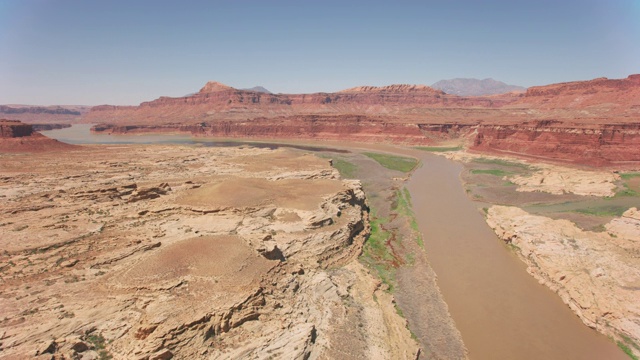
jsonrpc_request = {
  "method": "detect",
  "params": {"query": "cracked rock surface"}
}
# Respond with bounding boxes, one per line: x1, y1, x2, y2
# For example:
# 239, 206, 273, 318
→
0, 145, 419, 359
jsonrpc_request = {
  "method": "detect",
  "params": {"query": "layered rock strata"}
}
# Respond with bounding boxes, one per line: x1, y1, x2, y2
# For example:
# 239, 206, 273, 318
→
91, 116, 475, 145
471, 122, 640, 167
0, 120, 76, 152
0, 145, 419, 359
83, 75, 640, 167
0, 105, 88, 124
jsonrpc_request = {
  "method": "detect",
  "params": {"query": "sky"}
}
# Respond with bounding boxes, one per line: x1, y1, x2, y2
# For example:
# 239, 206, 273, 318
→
0, 0, 639, 105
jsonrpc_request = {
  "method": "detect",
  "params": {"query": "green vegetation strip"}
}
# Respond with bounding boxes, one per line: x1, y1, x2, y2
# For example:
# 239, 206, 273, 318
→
617, 341, 639, 360
331, 158, 358, 178
569, 205, 628, 217
471, 169, 511, 177
620, 172, 640, 180
472, 157, 531, 170
393, 188, 424, 247
360, 214, 396, 291
360, 188, 425, 292
415, 146, 462, 152
615, 185, 639, 198
363, 152, 418, 173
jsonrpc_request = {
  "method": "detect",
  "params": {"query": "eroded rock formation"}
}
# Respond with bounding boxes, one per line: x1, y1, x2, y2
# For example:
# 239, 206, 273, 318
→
0, 145, 419, 359
0, 120, 77, 152
471, 122, 640, 167
486, 206, 640, 357
83, 75, 640, 167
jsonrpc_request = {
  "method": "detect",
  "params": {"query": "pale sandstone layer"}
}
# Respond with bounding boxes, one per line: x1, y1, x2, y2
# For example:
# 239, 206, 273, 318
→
507, 164, 620, 197
444, 151, 624, 197
0, 145, 419, 359
486, 206, 640, 357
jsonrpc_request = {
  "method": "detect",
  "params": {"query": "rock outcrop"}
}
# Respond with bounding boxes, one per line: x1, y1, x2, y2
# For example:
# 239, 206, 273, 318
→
506, 163, 620, 197
0, 119, 77, 152
486, 206, 640, 358
0, 120, 33, 137
0, 145, 420, 359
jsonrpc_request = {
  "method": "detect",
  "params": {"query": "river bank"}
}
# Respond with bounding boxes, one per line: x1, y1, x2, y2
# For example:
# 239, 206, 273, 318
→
36, 125, 633, 359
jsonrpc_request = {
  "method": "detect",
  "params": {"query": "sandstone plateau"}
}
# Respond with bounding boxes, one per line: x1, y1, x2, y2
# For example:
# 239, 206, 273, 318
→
82, 75, 640, 167
0, 145, 421, 359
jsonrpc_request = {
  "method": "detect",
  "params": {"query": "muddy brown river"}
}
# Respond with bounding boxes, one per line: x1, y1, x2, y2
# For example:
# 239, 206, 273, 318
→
43, 126, 627, 359
408, 153, 627, 360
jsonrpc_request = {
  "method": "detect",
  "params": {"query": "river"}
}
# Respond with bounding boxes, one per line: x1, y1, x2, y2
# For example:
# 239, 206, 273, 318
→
41, 126, 627, 359
408, 153, 627, 360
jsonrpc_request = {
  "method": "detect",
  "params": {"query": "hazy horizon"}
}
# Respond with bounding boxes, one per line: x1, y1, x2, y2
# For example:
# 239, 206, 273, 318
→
1, 0, 639, 105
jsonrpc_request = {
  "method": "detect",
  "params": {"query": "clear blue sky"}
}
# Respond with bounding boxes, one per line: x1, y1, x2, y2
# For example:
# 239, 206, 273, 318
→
1, 0, 639, 105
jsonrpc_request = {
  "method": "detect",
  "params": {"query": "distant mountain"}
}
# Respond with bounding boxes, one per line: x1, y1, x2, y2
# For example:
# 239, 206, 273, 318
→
242, 86, 272, 94
431, 78, 526, 96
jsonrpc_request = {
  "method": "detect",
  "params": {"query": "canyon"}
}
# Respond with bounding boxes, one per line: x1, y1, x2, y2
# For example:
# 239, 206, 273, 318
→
1, 73, 639, 359
81, 75, 640, 168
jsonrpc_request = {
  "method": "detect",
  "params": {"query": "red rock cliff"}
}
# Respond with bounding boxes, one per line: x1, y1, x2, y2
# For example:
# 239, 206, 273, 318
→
0, 120, 78, 152
1, 120, 34, 138
471, 121, 640, 166
84, 75, 640, 167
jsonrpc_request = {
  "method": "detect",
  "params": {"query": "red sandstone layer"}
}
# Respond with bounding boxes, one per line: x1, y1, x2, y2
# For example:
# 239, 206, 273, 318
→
0, 120, 78, 152
84, 75, 640, 167
91, 115, 475, 145
470, 121, 640, 167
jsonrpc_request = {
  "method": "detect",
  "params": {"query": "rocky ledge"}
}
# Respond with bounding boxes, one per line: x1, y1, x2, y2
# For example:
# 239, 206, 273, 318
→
486, 206, 640, 358
0, 119, 76, 152
0, 145, 419, 359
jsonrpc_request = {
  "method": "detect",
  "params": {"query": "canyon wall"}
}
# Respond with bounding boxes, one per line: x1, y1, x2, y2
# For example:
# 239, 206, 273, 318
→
84, 82, 519, 125
0, 120, 77, 152
85, 75, 640, 167
471, 122, 640, 167
0, 120, 34, 138
91, 117, 640, 167
92, 115, 476, 145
